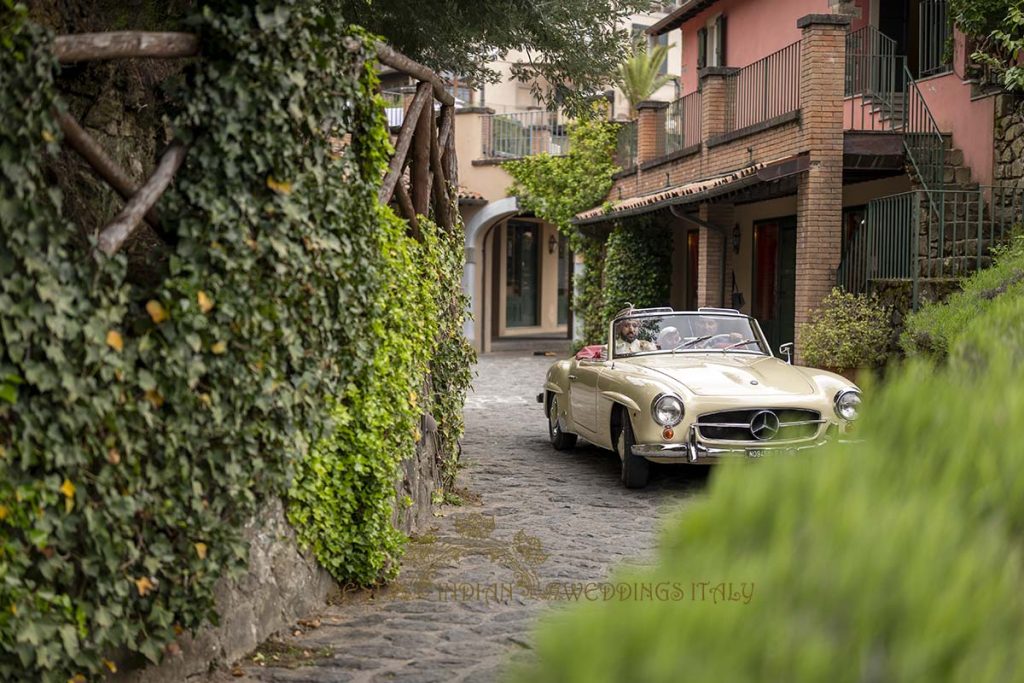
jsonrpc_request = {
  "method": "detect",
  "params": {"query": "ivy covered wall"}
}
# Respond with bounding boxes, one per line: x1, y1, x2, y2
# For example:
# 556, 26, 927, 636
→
0, 1, 472, 680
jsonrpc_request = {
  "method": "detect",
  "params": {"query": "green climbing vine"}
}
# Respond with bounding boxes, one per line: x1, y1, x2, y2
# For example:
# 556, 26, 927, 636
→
601, 216, 674, 322
0, 1, 473, 680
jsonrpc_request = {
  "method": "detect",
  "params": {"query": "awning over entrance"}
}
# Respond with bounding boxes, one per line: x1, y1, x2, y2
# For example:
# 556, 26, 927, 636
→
573, 154, 809, 226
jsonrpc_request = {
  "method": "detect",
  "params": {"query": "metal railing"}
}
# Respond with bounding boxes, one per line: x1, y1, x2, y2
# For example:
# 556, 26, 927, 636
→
837, 187, 1024, 309
724, 41, 801, 133
481, 110, 569, 159
844, 26, 946, 221
844, 25, 901, 130
919, 0, 952, 78
616, 120, 637, 168
664, 90, 701, 154
837, 192, 918, 297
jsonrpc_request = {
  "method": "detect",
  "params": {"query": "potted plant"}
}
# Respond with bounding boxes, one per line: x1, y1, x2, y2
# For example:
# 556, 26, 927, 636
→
799, 288, 890, 382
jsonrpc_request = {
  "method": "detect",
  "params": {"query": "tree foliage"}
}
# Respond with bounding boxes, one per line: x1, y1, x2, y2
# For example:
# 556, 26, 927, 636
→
331, 0, 652, 115
504, 115, 620, 343
613, 38, 675, 116
951, 0, 1024, 92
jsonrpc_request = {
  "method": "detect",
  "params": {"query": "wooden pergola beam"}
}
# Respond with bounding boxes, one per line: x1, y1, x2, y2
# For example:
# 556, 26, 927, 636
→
410, 88, 433, 216
54, 32, 199, 63
379, 82, 432, 205
97, 142, 186, 256
374, 42, 455, 107
54, 110, 162, 231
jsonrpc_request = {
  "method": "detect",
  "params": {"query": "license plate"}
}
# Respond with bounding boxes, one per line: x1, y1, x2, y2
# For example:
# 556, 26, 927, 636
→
746, 449, 766, 459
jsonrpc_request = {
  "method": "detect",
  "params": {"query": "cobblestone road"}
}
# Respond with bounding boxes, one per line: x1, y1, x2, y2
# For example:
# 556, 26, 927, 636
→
224, 350, 708, 682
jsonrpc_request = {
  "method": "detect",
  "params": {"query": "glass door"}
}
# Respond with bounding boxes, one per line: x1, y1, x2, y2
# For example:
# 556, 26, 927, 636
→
506, 220, 540, 327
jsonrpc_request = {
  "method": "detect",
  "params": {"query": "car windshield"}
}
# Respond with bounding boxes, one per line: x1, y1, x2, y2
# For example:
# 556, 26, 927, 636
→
611, 313, 768, 358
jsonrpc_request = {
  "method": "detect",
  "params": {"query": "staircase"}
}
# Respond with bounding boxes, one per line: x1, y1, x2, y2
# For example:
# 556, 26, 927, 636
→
838, 26, 1024, 308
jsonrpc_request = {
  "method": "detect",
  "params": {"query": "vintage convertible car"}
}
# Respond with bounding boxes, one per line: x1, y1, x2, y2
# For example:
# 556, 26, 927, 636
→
538, 307, 861, 488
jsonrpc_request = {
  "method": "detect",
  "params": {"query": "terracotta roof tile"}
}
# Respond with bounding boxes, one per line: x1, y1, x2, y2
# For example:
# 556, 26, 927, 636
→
574, 161, 770, 224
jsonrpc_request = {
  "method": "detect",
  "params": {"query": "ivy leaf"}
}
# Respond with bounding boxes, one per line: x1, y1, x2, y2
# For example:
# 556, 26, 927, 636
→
194, 542, 208, 560
266, 177, 293, 195
134, 576, 156, 597
197, 291, 214, 313
59, 478, 75, 512
106, 330, 124, 352
146, 300, 169, 324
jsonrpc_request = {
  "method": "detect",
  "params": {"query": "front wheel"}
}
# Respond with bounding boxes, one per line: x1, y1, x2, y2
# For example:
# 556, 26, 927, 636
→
548, 395, 577, 451
618, 412, 650, 489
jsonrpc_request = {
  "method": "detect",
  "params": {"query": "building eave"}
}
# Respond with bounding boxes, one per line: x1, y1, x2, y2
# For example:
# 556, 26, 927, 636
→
647, 0, 722, 37
573, 154, 809, 226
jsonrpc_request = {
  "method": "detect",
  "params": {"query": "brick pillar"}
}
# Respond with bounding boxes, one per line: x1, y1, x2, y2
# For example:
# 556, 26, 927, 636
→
636, 100, 669, 164
794, 14, 848, 363
696, 203, 735, 308
699, 66, 739, 153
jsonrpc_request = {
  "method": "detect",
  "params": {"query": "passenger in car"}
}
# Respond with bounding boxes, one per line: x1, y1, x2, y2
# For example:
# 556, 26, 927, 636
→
615, 320, 656, 355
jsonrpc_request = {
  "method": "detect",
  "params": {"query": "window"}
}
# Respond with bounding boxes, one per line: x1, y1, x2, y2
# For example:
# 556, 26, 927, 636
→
698, 14, 727, 69
631, 24, 671, 75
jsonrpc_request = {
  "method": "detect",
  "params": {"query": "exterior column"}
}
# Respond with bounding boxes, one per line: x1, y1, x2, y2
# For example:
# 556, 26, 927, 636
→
698, 66, 739, 158
794, 14, 849, 363
636, 100, 669, 164
696, 203, 735, 308
692, 66, 740, 310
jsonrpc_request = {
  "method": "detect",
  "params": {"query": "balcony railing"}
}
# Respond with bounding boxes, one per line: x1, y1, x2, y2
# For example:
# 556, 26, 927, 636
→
724, 41, 801, 133
919, 0, 952, 78
481, 110, 569, 159
664, 90, 701, 154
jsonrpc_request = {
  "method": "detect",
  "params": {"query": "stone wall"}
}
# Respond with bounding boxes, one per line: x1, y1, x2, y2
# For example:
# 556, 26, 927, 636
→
115, 499, 337, 683
994, 94, 1024, 192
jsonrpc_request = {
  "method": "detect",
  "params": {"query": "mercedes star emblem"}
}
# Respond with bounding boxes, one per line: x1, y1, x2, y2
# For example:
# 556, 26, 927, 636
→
749, 410, 780, 441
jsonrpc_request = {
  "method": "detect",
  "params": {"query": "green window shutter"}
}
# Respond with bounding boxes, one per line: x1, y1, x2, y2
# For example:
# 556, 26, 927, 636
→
697, 27, 707, 69
716, 15, 727, 67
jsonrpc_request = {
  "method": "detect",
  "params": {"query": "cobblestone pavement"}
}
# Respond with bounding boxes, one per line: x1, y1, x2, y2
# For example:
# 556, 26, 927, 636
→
221, 351, 708, 683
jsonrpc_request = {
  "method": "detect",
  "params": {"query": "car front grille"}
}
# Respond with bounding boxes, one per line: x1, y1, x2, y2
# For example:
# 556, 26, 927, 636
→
696, 409, 823, 442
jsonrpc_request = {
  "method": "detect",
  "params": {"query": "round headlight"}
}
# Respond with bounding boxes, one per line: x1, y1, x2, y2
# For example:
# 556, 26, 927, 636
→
834, 390, 861, 421
653, 395, 685, 427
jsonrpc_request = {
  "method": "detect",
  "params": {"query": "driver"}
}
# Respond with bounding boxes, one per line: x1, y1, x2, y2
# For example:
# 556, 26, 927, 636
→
692, 317, 743, 349
615, 320, 656, 355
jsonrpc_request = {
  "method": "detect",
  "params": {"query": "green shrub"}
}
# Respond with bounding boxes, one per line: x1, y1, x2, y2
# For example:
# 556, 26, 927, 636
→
514, 353, 1024, 683
799, 288, 890, 369
601, 217, 672, 324
901, 232, 1024, 359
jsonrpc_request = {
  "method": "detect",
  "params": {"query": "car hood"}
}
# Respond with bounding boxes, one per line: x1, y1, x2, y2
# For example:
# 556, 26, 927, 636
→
627, 354, 817, 397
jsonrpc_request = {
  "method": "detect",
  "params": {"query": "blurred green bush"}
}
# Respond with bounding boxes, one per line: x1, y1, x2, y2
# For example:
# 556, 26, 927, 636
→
515, 354, 1024, 682
902, 233, 1024, 359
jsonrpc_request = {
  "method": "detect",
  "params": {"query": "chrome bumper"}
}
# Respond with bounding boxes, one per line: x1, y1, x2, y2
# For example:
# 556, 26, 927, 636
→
631, 425, 847, 463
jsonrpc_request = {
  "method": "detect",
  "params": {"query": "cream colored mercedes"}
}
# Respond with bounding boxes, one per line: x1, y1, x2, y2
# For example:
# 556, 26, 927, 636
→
539, 307, 861, 488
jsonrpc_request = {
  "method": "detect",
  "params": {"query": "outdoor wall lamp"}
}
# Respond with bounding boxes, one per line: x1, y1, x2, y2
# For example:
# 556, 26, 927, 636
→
731, 224, 741, 254
548, 234, 558, 255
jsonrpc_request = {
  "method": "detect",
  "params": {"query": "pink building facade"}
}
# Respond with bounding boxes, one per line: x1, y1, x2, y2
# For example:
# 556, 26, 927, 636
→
577, 0, 1016, 361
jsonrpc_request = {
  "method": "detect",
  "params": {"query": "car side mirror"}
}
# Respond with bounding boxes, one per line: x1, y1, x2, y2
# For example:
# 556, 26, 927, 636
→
779, 342, 794, 364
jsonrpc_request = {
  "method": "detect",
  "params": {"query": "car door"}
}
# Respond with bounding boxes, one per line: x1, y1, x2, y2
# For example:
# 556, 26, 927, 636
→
569, 358, 605, 435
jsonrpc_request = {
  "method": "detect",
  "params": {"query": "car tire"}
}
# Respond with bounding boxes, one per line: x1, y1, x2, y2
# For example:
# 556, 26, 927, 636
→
618, 411, 650, 489
548, 395, 577, 450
